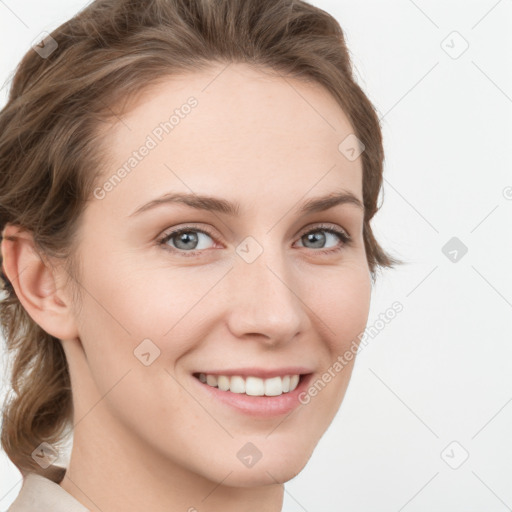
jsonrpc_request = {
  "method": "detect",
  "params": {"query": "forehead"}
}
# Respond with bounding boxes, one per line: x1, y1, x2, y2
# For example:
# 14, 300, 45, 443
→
95, 63, 363, 216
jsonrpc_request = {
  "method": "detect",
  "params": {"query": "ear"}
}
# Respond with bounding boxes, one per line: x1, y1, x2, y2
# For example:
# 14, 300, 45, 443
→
1, 223, 79, 341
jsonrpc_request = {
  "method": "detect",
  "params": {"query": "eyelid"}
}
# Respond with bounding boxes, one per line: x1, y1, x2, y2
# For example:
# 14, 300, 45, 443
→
297, 222, 350, 239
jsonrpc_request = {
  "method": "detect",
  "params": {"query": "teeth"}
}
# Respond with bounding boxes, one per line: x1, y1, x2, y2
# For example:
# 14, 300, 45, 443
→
282, 375, 290, 392
197, 373, 302, 396
264, 376, 283, 396
246, 376, 265, 396
206, 374, 218, 387
230, 376, 246, 394
217, 375, 230, 391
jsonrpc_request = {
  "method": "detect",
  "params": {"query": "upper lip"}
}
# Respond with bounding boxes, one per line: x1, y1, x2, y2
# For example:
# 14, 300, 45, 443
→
193, 367, 314, 379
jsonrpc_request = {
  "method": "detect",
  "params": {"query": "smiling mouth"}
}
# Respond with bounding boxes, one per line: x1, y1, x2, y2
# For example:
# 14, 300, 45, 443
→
192, 372, 309, 397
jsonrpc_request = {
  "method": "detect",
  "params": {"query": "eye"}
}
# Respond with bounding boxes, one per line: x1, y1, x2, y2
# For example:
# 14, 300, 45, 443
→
158, 226, 216, 256
295, 224, 351, 255
158, 223, 351, 257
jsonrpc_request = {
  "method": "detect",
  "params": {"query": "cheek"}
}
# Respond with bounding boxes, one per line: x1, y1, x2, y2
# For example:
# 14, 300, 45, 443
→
308, 263, 372, 352
71, 266, 195, 437
279, 271, 371, 466
295, 269, 371, 437
75, 257, 229, 385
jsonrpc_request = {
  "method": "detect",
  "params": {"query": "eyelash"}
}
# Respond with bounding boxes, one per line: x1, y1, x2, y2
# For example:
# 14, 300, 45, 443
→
157, 223, 352, 258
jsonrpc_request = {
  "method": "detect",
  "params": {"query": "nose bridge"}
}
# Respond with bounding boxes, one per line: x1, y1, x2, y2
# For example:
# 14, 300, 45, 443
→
225, 239, 308, 342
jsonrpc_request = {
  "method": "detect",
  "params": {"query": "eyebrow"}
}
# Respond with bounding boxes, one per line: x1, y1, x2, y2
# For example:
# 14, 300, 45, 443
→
128, 190, 364, 218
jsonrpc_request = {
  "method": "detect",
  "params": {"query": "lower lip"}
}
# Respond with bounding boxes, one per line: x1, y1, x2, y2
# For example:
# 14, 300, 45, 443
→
191, 373, 314, 417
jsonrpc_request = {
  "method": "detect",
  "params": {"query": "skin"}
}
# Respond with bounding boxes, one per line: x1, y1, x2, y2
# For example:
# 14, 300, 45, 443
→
2, 62, 371, 512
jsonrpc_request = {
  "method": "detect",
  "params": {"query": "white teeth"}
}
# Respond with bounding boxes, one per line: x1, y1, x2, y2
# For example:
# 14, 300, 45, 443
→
290, 374, 300, 391
217, 375, 230, 391
230, 376, 246, 394
197, 373, 302, 396
264, 376, 283, 396
245, 376, 265, 396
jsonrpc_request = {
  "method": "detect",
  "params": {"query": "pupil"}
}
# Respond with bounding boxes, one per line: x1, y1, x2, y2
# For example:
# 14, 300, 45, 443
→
306, 232, 325, 248
177, 232, 198, 249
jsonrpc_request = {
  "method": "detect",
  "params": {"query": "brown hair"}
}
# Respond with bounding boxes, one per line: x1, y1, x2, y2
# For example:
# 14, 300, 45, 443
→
0, 0, 401, 477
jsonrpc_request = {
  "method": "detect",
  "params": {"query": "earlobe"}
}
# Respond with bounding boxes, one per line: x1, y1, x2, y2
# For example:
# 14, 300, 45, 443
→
1, 223, 79, 341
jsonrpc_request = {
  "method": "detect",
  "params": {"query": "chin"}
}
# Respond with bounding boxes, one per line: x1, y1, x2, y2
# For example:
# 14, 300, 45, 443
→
199, 448, 313, 488
218, 464, 308, 488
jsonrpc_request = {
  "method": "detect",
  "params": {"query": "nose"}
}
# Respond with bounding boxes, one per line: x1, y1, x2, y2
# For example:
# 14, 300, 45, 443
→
224, 246, 310, 347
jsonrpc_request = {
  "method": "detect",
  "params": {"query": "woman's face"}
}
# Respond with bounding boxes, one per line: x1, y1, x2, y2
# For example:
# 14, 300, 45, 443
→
66, 62, 371, 486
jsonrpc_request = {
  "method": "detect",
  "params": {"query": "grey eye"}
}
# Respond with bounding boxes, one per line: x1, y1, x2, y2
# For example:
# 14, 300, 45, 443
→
162, 229, 215, 251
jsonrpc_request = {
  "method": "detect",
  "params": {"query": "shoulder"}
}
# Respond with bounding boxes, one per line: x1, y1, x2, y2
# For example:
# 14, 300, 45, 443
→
7, 467, 89, 512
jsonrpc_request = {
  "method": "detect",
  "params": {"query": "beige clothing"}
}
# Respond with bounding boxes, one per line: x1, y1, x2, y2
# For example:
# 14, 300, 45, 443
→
7, 466, 89, 512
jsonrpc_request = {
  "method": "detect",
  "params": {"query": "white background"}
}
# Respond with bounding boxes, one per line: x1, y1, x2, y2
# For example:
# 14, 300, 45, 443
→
1, 1, 511, 511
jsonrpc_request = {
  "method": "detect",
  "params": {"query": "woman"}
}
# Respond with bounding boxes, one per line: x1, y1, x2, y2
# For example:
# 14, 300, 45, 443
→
0, 0, 400, 510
